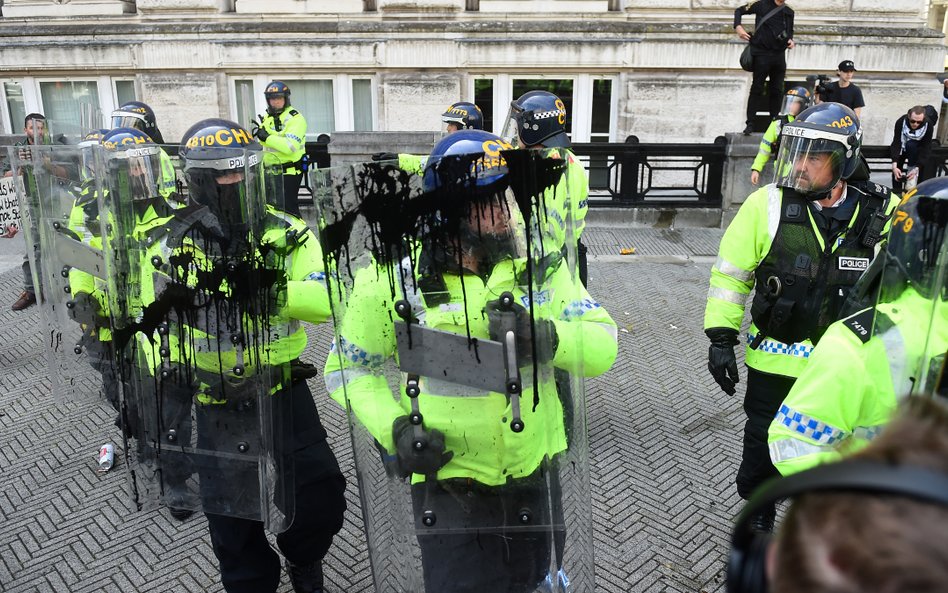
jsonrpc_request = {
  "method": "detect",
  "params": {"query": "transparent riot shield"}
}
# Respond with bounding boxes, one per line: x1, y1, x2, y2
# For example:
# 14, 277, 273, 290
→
10, 135, 110, 401
46, 107, 105, 145
870, 194, 948, 399
316, 148, 597, 592
98, 142, 295, 531
896, 196, 948, 397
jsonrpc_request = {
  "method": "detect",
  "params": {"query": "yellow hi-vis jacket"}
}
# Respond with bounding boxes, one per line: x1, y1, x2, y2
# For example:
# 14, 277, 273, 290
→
261, 108, 307, 174
134, 206, 329, 392
323, 257, 617, 486
767, 289, 948, 475
704, 184, 899, 378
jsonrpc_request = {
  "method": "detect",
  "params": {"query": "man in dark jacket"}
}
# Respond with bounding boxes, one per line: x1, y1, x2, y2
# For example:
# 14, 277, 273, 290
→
735, 0, 796, 135
890, 105, 936, 194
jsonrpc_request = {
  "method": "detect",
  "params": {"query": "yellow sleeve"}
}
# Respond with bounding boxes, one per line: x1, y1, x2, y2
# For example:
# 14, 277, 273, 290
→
704, 187, 773, 330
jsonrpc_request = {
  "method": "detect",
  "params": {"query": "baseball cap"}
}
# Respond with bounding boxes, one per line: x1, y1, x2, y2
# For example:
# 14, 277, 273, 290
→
838, 60, 857, 72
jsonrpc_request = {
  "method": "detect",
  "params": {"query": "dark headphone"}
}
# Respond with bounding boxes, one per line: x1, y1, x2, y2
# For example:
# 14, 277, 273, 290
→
727, 459, 948, 593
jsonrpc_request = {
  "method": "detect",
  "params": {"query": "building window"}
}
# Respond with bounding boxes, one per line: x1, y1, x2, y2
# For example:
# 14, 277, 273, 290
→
39, 81, 100, 132
474, 79, 495, 133
352, 79, 373, 132
230, 76, 376, 136
114, 80, 137, 107
590, 79, 612, 142
474, 76, 614, 142
511, 78, 574, 135
4, 82, 25, 133
284, 79, 335, 134
234, 79, 256, 129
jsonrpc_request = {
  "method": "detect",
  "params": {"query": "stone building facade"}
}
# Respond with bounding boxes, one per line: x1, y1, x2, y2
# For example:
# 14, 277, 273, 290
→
0, 0, 943, 147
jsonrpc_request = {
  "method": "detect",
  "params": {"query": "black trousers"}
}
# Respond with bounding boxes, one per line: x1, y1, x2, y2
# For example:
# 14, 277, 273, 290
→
746, 51, 787, 126
411, 468, 560, 593
283, 172, 303, 216
736, 367, 796, 500
205, 381, 346, 593
577, 239, 588, 287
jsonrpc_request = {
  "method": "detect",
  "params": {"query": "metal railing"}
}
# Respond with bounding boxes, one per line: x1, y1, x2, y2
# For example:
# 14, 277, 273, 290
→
571, 136, 727, 208
861, 142, 948, 186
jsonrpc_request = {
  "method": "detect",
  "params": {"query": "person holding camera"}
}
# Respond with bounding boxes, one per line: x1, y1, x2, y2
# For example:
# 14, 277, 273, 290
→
735, 0, 796, 135
889, 105, 935, 193
816, 60, 865, 117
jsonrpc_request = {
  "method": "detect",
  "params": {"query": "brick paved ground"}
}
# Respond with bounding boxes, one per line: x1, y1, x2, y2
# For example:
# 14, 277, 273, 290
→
0, 226, 755, 593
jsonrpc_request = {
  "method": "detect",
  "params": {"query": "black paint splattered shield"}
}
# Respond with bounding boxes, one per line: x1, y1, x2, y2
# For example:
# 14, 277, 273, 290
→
310, 149, 594, 592
97, 144, 296, 531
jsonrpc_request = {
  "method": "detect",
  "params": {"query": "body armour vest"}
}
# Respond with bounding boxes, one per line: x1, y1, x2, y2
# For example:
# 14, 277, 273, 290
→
750, 185, 888, 347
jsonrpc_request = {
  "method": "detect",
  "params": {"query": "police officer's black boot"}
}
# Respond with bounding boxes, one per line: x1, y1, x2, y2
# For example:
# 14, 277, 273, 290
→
748, 501, 776, 534
287, 560, 325, 593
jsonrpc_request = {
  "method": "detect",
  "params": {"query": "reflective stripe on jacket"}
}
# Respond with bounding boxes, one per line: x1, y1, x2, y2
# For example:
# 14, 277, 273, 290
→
767, 290, 948, 475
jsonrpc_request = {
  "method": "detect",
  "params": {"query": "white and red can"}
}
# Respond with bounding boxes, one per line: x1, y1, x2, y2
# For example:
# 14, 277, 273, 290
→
97, 443, 115, 472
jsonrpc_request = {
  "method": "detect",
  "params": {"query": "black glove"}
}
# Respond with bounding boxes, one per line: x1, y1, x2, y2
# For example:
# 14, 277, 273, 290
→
392, 416, 453, 476
372, 152, 399, 162
706, 327, 740, 396
486, 300, 558, 365
250, 117, 269, 142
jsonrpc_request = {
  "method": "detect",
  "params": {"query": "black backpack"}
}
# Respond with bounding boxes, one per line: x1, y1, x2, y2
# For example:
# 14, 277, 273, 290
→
925, 104, 939, 127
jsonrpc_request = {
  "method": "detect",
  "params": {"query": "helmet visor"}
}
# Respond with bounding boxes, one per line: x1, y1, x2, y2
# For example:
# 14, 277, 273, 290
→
111, 113, 147, 133
779, 95, 806, 117
500, 104, 522, 147
773, 132, 848, 195
108, 146, 163, 202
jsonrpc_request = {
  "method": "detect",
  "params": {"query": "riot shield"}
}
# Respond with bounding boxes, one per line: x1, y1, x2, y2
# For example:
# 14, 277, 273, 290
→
10, 133, 109, 401
316, 147, 597, 592
871, 194, 948, 399
897, 196, 948, 397
98, 141, 296, 530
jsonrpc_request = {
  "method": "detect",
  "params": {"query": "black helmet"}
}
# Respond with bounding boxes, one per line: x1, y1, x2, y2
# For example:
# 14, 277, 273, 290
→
779, 86, 812, 117
179, 118, 263, 232
111, 101, 164, 144
773, 102, 862, 198
441, 102, 484, 131
264, 80, 291, 115
877, 178, 948, 303
504, 91, 570, 149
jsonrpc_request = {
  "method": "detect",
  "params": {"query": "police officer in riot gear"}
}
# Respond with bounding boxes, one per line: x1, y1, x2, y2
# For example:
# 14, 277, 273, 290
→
252, 80, 307, 216
111, 118, 345, 593
441, 101, 484, 132
321, 130, 616, 592
768, 177, 948, 475
503, 90, 590, 285
751, 86, 811, 185
704, 102, 900, 533
111, 101, 166, 144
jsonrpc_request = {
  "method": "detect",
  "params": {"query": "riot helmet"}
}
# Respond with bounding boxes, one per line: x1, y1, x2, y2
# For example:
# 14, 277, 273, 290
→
110, 101, 164, 144
502, 90, 570, 149
264, 81, 291, 117
877, 178, 948, 304
423, 130, 522, 259
773, 103, 862, 199
179, 118, 264, 233
102, 127, 162, 203
779, 86, 812, 118
441, 102, 484, 132
77, 128, 110, 202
